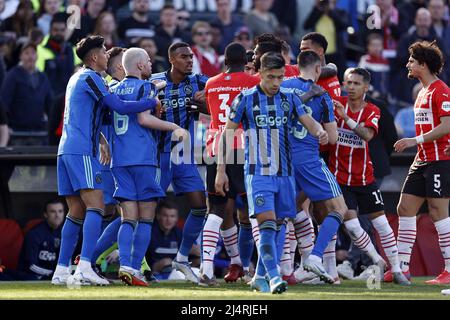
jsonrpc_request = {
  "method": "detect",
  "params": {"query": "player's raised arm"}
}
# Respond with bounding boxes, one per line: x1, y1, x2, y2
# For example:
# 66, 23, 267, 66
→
103, 92, 157, 115
333, 99, 376, 142
395, 116, 450, 152
321, 94, 338, 144
292, 91, 328, 145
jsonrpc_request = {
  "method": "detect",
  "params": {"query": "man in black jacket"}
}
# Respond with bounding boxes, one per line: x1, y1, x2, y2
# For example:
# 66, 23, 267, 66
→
304, 0, 349, 80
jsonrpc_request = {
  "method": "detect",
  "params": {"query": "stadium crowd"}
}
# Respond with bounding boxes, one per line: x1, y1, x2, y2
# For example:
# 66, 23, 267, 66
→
0, 0, 448, 146
0, 0, 449, 294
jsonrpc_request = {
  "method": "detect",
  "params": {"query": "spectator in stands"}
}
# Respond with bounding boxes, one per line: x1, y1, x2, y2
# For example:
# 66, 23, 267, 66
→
176, 9, 191, 33
146, 200, 200, 280
68, 0, 105, 45
244, 0, 279, 38
270, 0, 297, 35
428, 0, 450, 58
153, 4, 190, 61
118, 0, 154, 46
0, 99, 8, 146
244, 49, 255, 75
17, 199, 64, 280
0, 0, 36, 42
0, 0, 20, 23
28, 26, 43, 46
276, 26, 297, 64
358, 33, 390, 97
394, 8, 447, 103
191, 21, 221, 77
395, 83, 422, 139
304, 0, 349, 80
398, 0, 426, 35
210, 0, 244, 55
428, 0, 448, 39
138, 37, 168, 74
0, 42, 53, 137
93, 11, 121, 50
233, 26, 253, 51
209, 23, 223, 57
36, 13, 80, 96
37, 0, 61, 36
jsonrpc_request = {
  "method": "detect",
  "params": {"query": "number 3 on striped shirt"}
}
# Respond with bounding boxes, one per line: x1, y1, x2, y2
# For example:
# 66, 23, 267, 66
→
114, 112, 129, 135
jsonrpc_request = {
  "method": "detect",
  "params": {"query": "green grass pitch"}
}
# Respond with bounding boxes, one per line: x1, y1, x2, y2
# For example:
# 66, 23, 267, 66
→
0, 277, 449, 300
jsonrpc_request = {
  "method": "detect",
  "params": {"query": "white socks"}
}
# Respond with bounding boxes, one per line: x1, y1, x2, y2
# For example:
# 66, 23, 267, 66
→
221, 225, 242, 266
397, 216, 416, 272
323, 234, 338, 279
434, 217, 450, 272
201, 214, 223, 278
371, 215, 401, 273
294, 210, 314, 266
345, 218, 382, 264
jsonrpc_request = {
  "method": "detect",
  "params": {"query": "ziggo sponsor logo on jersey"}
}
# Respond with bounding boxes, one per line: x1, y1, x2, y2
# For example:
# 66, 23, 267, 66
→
169, 124, 284, 166
161, 97, 191, 109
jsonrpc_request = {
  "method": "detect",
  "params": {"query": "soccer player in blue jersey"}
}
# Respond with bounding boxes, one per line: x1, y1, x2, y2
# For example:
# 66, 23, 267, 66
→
52, 36, 159, 286
111, 48, 187, 286
90, 47, 126, 268
282, 51, 347, 284
215, 52, 328, 294
150, 42, 209, 283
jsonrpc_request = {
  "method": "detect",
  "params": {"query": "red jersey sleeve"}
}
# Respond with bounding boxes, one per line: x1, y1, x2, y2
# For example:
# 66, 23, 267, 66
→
436, 84, 450, 118
363, 104, 381, 135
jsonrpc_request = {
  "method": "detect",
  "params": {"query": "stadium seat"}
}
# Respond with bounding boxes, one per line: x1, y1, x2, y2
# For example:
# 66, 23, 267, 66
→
22, 218, 44, 236
0, 219, 24, 270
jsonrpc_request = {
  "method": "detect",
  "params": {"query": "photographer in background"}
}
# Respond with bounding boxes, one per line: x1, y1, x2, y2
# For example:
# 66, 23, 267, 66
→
304, 0, 349, 80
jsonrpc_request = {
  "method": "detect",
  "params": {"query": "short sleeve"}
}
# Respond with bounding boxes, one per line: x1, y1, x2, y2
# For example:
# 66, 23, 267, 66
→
196, 74, 209, 91
436, 87, 450, 118
364, 105, 381, 134
291, 89, 306, 117
321, 93, 335, 123
229, 93, 246, 124
84, 73, 109, 101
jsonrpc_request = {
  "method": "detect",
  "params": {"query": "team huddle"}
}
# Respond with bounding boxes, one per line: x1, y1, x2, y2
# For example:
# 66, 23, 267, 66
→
50, 30, 450, 294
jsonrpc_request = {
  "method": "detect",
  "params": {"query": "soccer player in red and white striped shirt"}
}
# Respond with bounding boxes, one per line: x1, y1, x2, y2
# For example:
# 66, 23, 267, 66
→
394, 41, 450, 285
200, 43, 260, 286
330, 67, 410, 285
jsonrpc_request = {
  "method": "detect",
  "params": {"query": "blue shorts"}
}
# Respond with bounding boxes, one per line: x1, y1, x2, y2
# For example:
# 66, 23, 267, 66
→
101, 169, 118, 205
294, 158, 342, 202
111, 165, 164, 202
57, 154, 103, 196
159, 152, 205, 195
245, 175, 296, 219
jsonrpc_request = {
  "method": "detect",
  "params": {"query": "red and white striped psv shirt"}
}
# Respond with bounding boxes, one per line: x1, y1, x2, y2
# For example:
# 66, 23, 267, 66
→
328, 96, 381, 186
414, 79, 450, 162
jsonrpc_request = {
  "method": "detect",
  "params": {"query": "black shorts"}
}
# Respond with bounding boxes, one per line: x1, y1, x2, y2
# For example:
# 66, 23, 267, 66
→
206, 153, 246, 206
340, 182, 385, 215
401, 160, 450, 198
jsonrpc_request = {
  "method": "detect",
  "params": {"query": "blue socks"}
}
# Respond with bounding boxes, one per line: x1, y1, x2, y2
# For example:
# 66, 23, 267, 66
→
238, 222, 254, 269
118, 219, 136, 268
259, 220, 279, 280
276, 222, 286, 264
79, 208, 104, 263
131, 219, 153, 270
92, 216, 121, 264
57, 214, 83, 267
311, 212, 343, 258
178, 207, 207, 258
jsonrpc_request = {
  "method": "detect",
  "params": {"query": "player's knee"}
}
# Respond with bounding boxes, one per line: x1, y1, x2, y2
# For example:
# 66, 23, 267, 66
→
238, 210, 250, 224
397, 201, 410, 217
